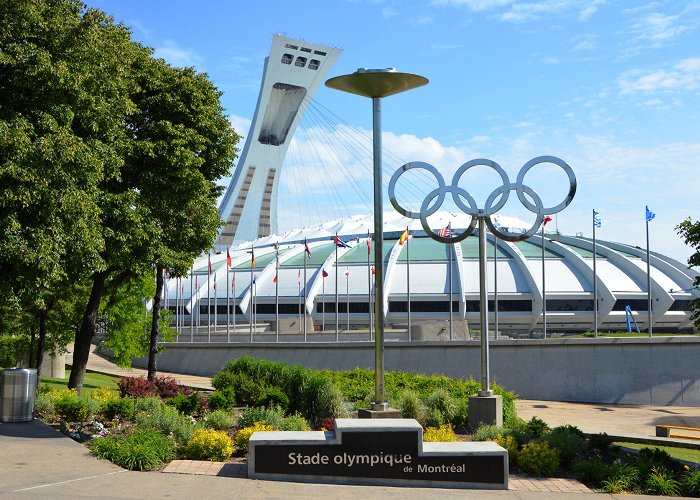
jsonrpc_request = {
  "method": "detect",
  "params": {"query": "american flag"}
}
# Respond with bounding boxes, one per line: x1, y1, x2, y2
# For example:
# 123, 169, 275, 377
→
436, 223, 451, 238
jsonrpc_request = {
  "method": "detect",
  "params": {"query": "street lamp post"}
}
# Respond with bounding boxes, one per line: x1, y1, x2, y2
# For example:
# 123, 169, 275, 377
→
326, 68, 427, 414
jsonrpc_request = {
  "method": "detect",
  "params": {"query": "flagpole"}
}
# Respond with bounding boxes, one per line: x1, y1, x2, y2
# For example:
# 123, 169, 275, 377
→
298, 269, 301, 334
407, 227, 411, 341
367, 232, 373, 341
207, 252, 211, 341
303, 239, 308, 342
213, 272, 217, 343
346, 269, 350, 331
541, 226, 547, 339
449, 236, 453, 341
226, 249, 230, 343
176, 277, 180, 340
335, 234, 339, 342
322, 277, 325, 332
593, 210, 598, 338
646, 206, 653, 337
190, 267, 194, 342
494, 235, 499, 340
232, 272, 236, 335
275, 245, 279, 343
249, 267, 253, 341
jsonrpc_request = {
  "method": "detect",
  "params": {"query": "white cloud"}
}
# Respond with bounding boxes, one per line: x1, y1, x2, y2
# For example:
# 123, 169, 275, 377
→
431, 0, 513, 12
229, 115, 252, 137
619, 58, 700, 94
542, 57, 560, 65
572, 33, 597, 51
382, 6, 398, 18
629, 12, 688, 46
154, 40, 203, 68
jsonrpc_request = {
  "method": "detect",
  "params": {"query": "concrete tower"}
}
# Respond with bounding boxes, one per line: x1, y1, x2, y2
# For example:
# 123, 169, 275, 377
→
216, 35, 342, 246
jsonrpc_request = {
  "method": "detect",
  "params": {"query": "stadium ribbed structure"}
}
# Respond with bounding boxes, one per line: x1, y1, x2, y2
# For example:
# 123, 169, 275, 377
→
166, 211, 698, 336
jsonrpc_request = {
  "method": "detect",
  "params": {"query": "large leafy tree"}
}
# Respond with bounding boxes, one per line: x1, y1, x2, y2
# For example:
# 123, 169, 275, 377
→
124, 59, 238, 380
0, 0, 135, 373
1, 0, 238, 392
676, 218, 700, 329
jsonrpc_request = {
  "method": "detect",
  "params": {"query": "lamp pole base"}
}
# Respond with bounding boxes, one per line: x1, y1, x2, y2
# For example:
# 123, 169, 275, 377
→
468, 394, 503, 431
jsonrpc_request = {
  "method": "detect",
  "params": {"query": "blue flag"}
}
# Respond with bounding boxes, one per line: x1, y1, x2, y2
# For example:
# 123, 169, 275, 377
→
645, 206, 656, 222
593, 210, 601, 228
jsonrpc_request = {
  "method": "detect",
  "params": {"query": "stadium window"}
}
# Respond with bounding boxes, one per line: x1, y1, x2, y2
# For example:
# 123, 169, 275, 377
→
295, 57, 307, 67
309, 59, 320, 70
281, 53, 293, 65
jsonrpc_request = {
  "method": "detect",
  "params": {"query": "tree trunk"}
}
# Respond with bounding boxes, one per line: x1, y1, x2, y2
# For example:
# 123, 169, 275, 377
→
28, 324, 36, 368
148, 265, 163, 381
35, 309, 48, 380
68, 269, 109, 394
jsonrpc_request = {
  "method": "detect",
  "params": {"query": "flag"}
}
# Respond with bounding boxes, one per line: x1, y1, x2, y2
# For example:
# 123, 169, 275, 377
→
593, 210, 602, 228
208, 254, 212, 274
194, 275, 198, 290
436, 223, 451, 238
251, 247, 255, 268
273, 274, 277, 283
399, 227, 409, 245
322, 269, 329, 278
227, 248, 232, 268
345, 268, 350, 277
253, 273, 257, 285
646, 206, 656, 222
304, 239, 311, 258
298, 269, 301, 286
231, 274, 235, 289
213, 271, 217, 291
335, 234, 351, 248
366, 234, 371, 255
543, 216, 553, 226
371, 266, 376, 275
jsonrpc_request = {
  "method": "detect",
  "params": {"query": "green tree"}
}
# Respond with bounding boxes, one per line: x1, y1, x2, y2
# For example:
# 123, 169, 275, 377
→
124, 59, 238, 379
676, 218, 700, 328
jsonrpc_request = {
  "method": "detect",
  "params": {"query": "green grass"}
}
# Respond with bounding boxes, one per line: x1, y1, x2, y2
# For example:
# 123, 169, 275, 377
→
40, 369, 119, 395
614, 442, 700, 465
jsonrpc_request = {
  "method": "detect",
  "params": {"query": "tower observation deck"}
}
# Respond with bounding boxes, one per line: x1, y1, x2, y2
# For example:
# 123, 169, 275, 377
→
216, 35, 342, 246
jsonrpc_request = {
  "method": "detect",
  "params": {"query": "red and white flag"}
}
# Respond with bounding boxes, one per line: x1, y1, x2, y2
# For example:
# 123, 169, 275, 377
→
227, 248, 232, 268
542, 216, 553, 226
436, 223, 452, 238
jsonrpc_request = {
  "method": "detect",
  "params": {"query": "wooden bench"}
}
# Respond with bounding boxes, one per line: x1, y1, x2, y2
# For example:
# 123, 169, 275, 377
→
656, 425, 700, 440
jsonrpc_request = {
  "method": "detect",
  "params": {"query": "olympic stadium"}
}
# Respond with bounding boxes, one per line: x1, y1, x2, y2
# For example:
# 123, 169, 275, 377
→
159, 35, 698, 339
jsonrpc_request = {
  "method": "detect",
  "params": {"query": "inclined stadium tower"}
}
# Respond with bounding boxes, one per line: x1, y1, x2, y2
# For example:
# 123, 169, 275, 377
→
165, 35, 698, 337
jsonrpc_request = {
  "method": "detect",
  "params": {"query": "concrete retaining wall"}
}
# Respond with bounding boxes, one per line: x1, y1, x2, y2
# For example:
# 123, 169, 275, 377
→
132, 336, 700, 406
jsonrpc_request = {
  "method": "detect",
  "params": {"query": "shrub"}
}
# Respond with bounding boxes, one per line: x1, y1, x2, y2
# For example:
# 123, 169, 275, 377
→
207, 388, 236, 411
134, 396, 165, 415
301, 376, 348, 427
204, 410, 234, 430
397, 390, 425, 423
278, 414, 310, 431
525, 417, 550, 440
682, 467, 700, 497
601, 464, 639, 494
491, 434, 519, 464
517, 442, 560, 476
572, 457, 609, 485
426, 408, 445, 428
153, 375, 186, 398
102, 397, 135, 421
636, 447, 680, 478
423, 425, 457, 442
587, 432, 613, 454
135, 403, 196, 444
472, 424, 503, 442
545, 425, 587, 466
315, 416, 336, 431
117, 377, 156, 398
89, 387, 120, 409
54, 393, 89, 422
234, 422, 274, 454
90, 428, 176, 471
211, 370, 238, 391
167, 392, 201, 416
425, 388, 456, 423
34, 392, 55, 420
451, 398, 470, 431
645, 467, 680, 496
184, 429, 234, 461
238, 406, 285, 429
257, 387, 290, 412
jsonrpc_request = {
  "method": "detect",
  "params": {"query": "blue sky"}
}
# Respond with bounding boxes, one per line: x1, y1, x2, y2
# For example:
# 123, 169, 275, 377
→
91, 0, 699, 264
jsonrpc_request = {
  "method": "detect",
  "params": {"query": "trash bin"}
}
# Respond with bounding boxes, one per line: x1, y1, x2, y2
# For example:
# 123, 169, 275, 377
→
0, 368, 38, 422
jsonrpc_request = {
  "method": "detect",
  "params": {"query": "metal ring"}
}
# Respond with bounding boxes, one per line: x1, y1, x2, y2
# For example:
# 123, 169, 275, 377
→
389, 156, 576, 244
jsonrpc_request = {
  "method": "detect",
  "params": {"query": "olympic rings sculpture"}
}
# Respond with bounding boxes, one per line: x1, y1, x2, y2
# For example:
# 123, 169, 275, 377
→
388, 156, 576, 244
